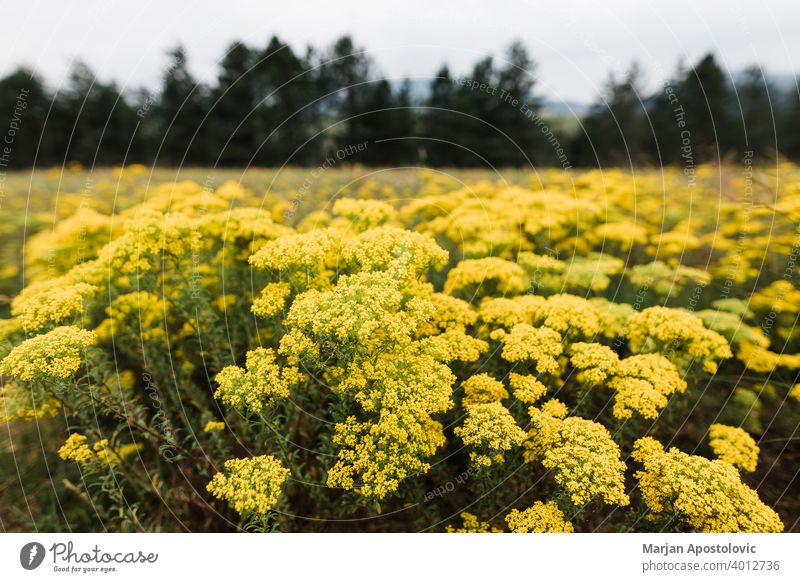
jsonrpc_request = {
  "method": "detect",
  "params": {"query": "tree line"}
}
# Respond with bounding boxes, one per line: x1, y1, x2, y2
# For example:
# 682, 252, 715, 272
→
0, 35, 798, 169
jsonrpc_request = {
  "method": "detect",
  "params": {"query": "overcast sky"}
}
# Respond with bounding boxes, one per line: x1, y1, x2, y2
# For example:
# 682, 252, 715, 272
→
3, 0, 799, 103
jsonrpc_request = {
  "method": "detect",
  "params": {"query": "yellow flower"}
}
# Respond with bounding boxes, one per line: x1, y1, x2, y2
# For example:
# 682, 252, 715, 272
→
628, 306, 732, 373
447, 512, 502, 533
207, 455, 289, 516
11, 281, 98, 332
418, 328, 488, 363
530, 294, 601, 340
203, 421, 226, 433
461, 373, 508, 406
444, 257, 528, 299
341, 226, 448, 281
58, 433, 95, 464
0, 326, 96, 382
496, 324, 563, 375
606, 354, 686, 420
455, 401, 526, 466
569, 342, 619, 384
506, 501, 574, 533
251, 282, 292, 319
332, 197, 397, 232
214, 348, 302, 413
632, 437, 782, 532
509, 373, 548, 404
525, 407, 629, 507
708, 424, 759, 472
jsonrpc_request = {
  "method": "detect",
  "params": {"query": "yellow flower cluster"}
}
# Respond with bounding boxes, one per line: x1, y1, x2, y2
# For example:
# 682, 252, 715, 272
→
207, 455, 289, 516
11, 281, 98, 331
417, 328, 488, 363
251, 282, 292, 319
0, 381, 60, 423
444, 257, 527, 299
341, 226, 448, 281
0, 326, 96, 382
708, 424, 759, 472
525, 407, 629, 507
446, 512, 502, 533
331, 197, 398, 232
214, 348, 303, 413
528, 294, 602, 340
569, 342, 620, 384
632, 437, 782, 532
508, 373, 548, 404
505, 501, 574, 533
518, 252, 623, 296
461, 373, 509, 406
455, 401, 527, 467
58, 434, 121, 467
327, 411, 447, 498
495, 324, 563, 375
606, 354, 687, 420
628, 307, 732, 373
249, 228, 343, 288
478, 295, 545, 330
281, 272, 431, 362
203, 421, 226, 433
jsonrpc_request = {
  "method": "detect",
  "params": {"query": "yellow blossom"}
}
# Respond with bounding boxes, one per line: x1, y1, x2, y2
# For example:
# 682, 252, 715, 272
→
708, 424, 759, 472
509, 373, 548, 404
632, 437, 782, 532
461, 373, 508, 406
455, 401, 526, 466
214, 348, 302, 413
496, 324, 563, 375
207, 455, 289, 516
0, 326, 96, 382
506, 501, 574, 533
525, 407, 629, 507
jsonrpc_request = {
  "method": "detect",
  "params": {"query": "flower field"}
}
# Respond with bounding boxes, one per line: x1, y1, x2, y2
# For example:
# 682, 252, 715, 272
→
1, 164, 799, 532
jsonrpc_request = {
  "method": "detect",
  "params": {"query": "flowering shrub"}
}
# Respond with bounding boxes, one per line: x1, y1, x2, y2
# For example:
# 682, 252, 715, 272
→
1, 166, 798, 532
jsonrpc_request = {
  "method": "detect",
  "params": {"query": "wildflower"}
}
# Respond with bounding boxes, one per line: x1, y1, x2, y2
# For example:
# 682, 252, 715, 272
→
327, 411, 446, 499
530, 294, 602, 340
0, 326, 96, 382
447, 513, 502, 533
478, 295, 545, 330
455, 401, 526, 466
508, 373, 548, 404
214, 348, 302, 413
282, 272, 432, 361
606, 354, 686, 420
332, 197, 397, 232
632, 437, 782, 532
444, 257, 528, 299
58, 433, 95, 464
496, 324, 563, 375
506, 501, 574, 533
251, 282, 292, 319
790, 384, 800, 403
203, 421, 226, 433
11, 281, 98, 331
628, 307, 732, 373
708, 424, 759, 472
569, 342, 619, 384
207, 455, 289, 516
417, 293, 477, 336
418, 328, 488, 363
341, 226, 448, 280
525, 407, 629, 507
461, 373, 508, 406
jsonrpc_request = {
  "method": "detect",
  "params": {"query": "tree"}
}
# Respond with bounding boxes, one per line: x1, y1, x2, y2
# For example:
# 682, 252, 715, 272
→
154, 46, 211, 166
571, 63, 649, 167
208, 42, 259, 166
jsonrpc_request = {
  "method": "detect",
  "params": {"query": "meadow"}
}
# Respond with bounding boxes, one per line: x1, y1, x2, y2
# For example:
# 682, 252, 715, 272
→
0, 163, 798, 532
